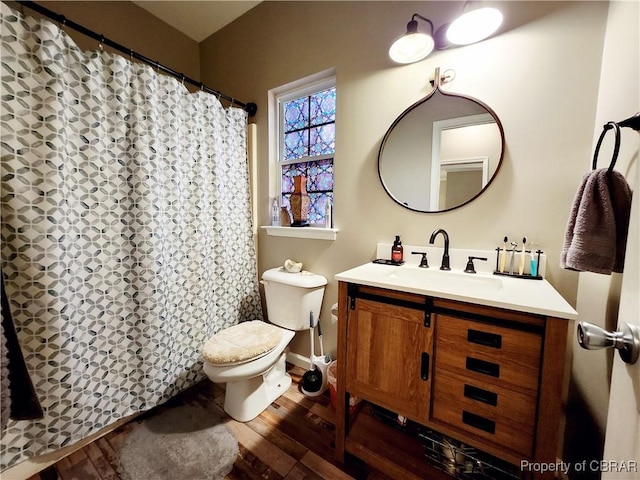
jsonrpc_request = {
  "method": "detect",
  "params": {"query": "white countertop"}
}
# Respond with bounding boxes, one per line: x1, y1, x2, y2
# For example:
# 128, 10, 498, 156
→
335, 261, 578, 320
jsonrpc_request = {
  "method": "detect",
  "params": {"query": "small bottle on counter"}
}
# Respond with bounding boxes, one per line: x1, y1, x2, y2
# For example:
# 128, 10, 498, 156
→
271, 199, 280, 226
530, 248, 539, 277
324, 202, 332, 228
391, 235, 403, 263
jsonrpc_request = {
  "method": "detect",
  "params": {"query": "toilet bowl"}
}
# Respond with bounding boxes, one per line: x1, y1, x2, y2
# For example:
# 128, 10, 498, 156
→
202, 267, 327, 422
203, 322, 295, 422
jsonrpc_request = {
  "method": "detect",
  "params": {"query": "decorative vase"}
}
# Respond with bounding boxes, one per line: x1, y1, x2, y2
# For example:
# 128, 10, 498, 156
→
289, 176, 310, 227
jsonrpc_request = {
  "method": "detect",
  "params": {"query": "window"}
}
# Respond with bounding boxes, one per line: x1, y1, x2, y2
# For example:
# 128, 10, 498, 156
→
276, 77, 335, 227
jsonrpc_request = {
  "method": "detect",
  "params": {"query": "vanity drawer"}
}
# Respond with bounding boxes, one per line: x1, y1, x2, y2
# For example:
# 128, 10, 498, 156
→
431, 368, 536, 457
435, 315, 542, 392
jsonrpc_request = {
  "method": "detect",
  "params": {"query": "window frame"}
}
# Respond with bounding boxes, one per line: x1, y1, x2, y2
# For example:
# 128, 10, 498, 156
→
276, 76, 336, 227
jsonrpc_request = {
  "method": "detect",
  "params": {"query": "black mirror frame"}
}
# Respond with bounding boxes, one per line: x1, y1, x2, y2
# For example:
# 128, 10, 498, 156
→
377, 83, 505, 213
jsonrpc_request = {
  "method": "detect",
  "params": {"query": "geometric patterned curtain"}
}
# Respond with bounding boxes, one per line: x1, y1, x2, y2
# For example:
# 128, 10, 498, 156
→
0, 3, 262, 469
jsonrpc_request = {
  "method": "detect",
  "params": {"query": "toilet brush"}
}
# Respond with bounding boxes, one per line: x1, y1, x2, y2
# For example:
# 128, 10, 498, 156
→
317, 318, 330, 363
301, 312, 323, 394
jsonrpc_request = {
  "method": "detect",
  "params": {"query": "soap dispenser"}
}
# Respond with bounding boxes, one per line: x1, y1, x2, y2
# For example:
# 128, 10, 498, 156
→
391, 235, 403, 263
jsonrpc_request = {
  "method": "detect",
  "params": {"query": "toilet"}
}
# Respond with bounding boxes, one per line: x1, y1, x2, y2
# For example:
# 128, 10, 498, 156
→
202, 267, 327, 422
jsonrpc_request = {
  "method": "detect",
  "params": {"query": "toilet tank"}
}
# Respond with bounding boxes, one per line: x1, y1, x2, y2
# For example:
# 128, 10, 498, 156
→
261, 267, 327, 331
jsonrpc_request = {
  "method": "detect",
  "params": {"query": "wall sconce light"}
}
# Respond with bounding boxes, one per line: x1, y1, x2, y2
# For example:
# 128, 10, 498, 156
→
388, 14, 435, 64
444, 6, 503, 46
389, 6, 503, 64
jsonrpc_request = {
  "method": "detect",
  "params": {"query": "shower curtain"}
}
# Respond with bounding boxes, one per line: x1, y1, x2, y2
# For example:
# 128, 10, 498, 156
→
0, 3, 263, 470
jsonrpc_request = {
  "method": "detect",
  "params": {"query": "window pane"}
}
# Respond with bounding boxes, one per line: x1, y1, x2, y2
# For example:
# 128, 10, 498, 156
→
306, 158, 333, 191
309, 124, 335, 157
284, 131, 308, 160
281, 163, 305, 193
310, 88, 336, 126
281, 159, 333, 225
308, 192, 333, 224
282, 160, 333, 193
284, 97, 309, 132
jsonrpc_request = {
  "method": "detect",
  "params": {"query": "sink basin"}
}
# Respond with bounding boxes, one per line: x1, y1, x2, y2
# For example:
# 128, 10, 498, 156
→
386, 267, 503, 294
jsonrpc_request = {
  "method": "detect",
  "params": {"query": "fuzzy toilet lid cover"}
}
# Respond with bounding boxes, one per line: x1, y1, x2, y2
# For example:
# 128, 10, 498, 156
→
202, 321, 284, 365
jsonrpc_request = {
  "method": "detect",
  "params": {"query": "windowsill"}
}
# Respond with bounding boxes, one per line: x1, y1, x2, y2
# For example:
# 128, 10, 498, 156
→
261, 225, 338, 241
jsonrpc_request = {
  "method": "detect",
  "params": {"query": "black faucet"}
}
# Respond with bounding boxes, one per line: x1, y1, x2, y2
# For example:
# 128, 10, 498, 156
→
429, 228, 450, 270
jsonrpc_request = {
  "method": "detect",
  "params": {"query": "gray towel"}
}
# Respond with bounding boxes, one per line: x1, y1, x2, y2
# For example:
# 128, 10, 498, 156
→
560, 168, 632, 274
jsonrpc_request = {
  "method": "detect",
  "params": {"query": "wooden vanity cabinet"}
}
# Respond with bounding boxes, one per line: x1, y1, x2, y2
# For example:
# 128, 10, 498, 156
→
335, 282, 570, 480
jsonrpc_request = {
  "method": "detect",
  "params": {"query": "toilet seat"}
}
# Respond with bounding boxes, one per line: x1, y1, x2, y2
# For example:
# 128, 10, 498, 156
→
202, 320, 285, 366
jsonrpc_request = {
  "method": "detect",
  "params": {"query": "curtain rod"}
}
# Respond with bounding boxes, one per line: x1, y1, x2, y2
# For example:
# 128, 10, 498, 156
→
14, 0, 258, 117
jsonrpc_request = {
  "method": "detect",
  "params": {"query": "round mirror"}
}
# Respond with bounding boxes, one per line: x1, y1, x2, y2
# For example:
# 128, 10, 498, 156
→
378, 81, 504, 212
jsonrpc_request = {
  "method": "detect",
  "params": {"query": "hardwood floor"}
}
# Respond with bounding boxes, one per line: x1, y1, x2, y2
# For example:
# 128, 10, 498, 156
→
25, 365, 393, 480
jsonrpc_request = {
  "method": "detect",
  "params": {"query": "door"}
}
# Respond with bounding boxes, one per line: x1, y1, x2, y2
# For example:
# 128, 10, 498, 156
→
602, 163, 639, 480
346, 290, 433, 422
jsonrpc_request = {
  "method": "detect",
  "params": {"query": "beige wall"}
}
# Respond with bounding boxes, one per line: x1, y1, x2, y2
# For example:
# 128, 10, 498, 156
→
200, 1, 609, 358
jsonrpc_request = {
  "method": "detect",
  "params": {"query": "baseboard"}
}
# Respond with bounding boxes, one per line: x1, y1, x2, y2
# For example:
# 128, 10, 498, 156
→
286, 351, 310, 370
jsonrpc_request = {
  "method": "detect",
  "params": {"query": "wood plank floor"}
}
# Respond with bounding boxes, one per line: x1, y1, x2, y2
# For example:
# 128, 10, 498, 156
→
25, 365, 393, 480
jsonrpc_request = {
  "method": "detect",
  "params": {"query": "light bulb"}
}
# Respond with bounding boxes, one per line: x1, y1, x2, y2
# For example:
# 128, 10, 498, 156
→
446, 7, 503, 46
389, 33, 435, 64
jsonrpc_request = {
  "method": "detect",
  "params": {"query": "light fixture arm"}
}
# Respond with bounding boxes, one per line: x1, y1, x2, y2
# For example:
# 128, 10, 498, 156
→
409, 13, 434, 36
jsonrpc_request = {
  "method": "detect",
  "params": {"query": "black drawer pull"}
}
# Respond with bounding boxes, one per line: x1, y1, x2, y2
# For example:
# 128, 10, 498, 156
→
466, 357, 500, 378
462, 411, 496, 434
464, 384, 498, 406
467, 329, 502, 349
421, 352, 430, 381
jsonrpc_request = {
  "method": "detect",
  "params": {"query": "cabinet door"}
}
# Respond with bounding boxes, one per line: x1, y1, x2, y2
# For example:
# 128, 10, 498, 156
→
346, 296, 432, 422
